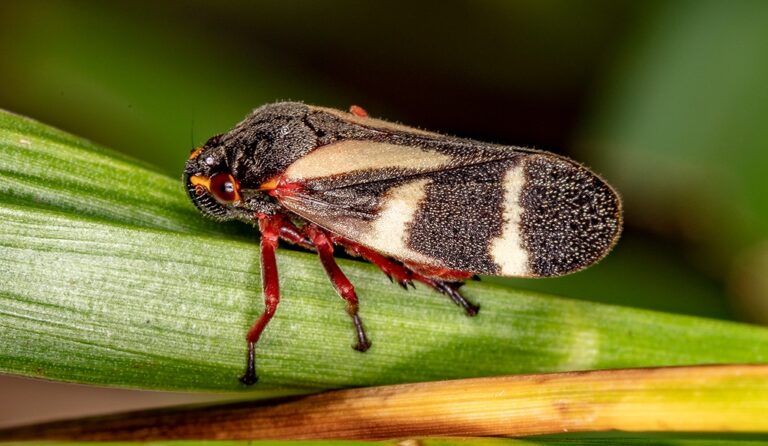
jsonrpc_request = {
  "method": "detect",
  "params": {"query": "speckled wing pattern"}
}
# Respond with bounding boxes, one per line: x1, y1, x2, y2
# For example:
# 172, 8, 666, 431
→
275, 134, 621, 278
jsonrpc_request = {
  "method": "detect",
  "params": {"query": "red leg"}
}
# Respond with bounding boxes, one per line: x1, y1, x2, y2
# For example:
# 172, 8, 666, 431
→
240, 215, 282, 385
332, 236, 479, 316
272, 214, 314, 250
404, 264, 479, 316
331, 235, 414, 289
306, 226, 370, 352
409, 271, 479, 316
349, 105, 369, 117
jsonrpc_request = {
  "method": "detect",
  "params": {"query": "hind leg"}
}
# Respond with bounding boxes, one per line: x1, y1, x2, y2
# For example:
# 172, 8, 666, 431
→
331, 236, 479, 316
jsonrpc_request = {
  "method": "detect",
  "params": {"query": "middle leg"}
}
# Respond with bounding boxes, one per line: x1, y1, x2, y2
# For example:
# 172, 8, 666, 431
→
305, 225, 371, 352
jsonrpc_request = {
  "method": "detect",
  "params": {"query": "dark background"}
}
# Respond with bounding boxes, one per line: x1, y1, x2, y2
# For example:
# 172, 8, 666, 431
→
1, 0, 767, 426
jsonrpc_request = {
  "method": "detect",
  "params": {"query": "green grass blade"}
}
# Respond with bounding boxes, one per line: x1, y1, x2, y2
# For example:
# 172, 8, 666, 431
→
0, 110, 228, 234
1, 109, 768, 392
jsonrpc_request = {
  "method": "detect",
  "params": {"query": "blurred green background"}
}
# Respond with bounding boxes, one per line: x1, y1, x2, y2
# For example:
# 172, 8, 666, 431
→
0, 0, 767, 425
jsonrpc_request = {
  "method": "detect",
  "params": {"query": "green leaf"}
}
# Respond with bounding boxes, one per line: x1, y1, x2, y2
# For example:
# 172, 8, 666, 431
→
0, 110, 235, 234
1, 109, 768, 392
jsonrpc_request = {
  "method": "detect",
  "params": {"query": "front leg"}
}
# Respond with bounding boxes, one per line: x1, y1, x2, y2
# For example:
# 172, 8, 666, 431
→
240, 215, 282, 385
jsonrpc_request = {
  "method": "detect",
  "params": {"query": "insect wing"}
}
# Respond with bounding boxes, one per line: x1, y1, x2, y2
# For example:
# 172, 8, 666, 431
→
273, 137, 621, 278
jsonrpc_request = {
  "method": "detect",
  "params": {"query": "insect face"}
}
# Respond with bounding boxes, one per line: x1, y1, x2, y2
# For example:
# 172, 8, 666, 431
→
184, 135, 283, 222
184, 141, 239, 220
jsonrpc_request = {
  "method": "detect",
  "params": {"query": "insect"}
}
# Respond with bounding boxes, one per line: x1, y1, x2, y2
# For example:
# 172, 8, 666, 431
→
183, 102, 622, 385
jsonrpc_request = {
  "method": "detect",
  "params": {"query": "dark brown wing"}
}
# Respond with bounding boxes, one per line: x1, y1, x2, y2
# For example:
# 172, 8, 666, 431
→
276, 138, 621, 277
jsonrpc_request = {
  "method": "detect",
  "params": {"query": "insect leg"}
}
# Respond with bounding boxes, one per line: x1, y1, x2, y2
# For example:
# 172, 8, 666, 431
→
331, 237, 479, 317
240, 216, 282, 385
305, 226, 371, 352
273, 214, 314, 250
330, 236, 414, 289
405, 265, 479, 316
410, 273, 479, 317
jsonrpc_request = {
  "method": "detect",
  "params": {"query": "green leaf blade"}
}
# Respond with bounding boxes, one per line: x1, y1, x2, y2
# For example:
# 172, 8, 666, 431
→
1, 109, 767, 392
0, 110, 223, 234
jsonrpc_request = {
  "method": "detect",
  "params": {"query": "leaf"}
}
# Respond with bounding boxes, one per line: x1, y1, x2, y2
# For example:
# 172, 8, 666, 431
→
2, 365, 768, 440
0, 110, 231, 234
1, 109, 768, 392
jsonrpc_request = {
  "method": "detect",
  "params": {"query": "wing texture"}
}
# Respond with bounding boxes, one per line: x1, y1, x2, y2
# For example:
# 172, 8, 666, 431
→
276, 136, 621, 278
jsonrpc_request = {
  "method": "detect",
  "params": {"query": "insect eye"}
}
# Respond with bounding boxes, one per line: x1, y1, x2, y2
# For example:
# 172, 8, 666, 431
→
209, 173, 240, 203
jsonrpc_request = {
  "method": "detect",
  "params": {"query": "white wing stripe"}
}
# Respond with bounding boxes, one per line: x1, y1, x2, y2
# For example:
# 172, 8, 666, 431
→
284, 140, 453, 180
359, 178, 438, 266
489, 164, 530, 276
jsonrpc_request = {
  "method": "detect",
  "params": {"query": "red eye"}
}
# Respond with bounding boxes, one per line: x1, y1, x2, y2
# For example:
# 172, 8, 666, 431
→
209, 173, 240, 203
